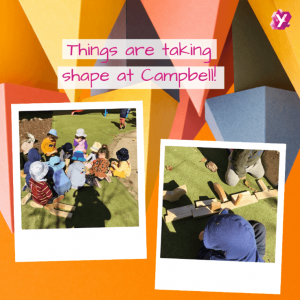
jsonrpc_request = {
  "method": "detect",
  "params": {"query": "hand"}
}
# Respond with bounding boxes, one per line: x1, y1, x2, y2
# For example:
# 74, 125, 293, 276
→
83, 149, 87, 154
199, 231, 204, 241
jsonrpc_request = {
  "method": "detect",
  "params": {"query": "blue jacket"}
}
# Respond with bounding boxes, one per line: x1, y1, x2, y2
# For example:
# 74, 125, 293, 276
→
53, 169, 72, 196
24, 149, 41, 186
198, 211, 264, 262
67, 161, 86, 189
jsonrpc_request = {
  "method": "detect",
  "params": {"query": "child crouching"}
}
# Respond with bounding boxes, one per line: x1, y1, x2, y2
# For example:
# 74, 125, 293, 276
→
111, 148, 131, 178
67, 151, 86, 190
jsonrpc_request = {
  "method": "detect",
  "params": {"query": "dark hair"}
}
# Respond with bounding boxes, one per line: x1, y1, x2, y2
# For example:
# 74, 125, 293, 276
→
75, 135, 85, 139
48, 134, 57, 140
98, 144, 109, 159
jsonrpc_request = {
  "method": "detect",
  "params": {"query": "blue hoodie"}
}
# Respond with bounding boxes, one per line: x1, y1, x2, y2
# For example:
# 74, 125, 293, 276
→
24, 149, 41, 186
67, 161, 86, 189
198, 211, 264, 262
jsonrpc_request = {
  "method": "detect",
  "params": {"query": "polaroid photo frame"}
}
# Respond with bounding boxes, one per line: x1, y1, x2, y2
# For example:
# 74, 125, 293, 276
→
155, 139, 286, 294
12, 101, 146, 262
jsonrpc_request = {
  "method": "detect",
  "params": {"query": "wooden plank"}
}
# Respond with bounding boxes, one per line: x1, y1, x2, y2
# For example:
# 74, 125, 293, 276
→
167, 204, 194, 215
52, 203, 76, 212
210, 202, 221, 211
165, 212, 193, 223
195, 199, 217, 207
192, 206, 217, 218
255, 189, 278, 200
221, 195, 258, 210
163, 185, 187, 202
231, 191, 251, 201
45, 205, 73, 218
257, 179, 268, 191
213, 183, 227, 202
233, 194, 243, 206
21, 193, 31, 205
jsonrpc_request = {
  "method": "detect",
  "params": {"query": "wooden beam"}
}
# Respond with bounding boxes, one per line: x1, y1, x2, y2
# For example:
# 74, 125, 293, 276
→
21, 193, 32, 205
255, 189, 278, 200
210, 202, 221, 211
221, 195, 258, 210
231, 191, 251, 201
195, 199, 217, 207
213, 183, 227, 202
233, 194, 243, 206
192, 206, 216, 218
164, 204, 194, 222
163, 185, 187, 202
257, 179, 268, 191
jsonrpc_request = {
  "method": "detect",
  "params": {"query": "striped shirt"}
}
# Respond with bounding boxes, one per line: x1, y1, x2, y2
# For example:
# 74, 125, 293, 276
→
29, 178, 53, 206
114, 161, 131, 177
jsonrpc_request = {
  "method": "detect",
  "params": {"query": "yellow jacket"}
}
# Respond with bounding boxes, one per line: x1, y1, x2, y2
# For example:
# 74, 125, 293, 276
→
41, 138, 56, 155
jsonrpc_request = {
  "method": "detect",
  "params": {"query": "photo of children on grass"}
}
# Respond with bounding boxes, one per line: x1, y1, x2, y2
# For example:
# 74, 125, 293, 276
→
19, 108, 139, 229
161, 146, 279, 263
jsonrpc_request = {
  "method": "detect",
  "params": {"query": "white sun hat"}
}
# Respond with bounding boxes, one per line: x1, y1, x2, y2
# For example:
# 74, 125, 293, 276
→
75, 128, 87, 137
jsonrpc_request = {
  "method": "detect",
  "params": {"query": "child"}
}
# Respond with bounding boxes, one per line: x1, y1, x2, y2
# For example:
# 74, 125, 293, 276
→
41, 129, 58, 161
225, 149, 265, 187
85, 142, 101, 169
60, 142, 73, 173
73, 128, 88, 154
47, 156, 72, 196
88, 144, 110, 188
197, 209, 266, 262
119, 109, 129, 130
24, 148, 41, 188
111, 148, 131, 178
29, 161, 64, 208
67, 151, 86, 190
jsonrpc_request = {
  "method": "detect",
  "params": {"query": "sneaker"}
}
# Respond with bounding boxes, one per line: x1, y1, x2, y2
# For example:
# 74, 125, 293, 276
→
22, 183, 28, 192
123, 123, 126, 129
94, 178, 101, 188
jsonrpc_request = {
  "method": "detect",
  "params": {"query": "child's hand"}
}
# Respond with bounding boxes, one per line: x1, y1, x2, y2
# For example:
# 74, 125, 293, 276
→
198, 231, 204, 241
83, 149, 87, 153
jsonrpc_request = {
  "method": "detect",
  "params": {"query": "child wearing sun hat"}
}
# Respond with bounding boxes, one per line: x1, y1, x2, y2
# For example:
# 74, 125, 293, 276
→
73, 128, 88, 155
85, 142, 101, 169
41, 129, 58, 161
111, 148, 131, 178
67, 151, 86, 189
60, 142, 73, 173
47, 156, 72, 196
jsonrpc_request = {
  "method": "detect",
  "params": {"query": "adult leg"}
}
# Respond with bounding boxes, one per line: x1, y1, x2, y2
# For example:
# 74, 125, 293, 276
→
225, 160, 240, 187
248, 220, 266, 258
246, 158, 265, 179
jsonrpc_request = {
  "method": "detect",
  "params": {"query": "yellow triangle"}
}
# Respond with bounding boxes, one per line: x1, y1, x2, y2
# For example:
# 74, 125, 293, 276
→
19, 0, 125, 101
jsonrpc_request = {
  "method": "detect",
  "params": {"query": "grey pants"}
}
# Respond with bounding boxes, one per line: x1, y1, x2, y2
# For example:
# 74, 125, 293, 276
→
225, 157, 265, 187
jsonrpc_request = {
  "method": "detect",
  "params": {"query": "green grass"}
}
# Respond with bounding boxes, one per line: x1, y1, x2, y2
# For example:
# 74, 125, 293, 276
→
20, 110, 139, 229
161, 146, 277, 263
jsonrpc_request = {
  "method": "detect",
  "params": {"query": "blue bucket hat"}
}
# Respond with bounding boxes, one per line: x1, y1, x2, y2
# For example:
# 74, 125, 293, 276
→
47, 156, 65, 171
62, 142, 73, 156
116, 148, 129, 161
47, 129, 58, 137
71, 151, 86, 162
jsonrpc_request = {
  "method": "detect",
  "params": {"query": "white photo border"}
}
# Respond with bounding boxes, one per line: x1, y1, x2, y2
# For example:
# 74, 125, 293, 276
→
155, 139, 286, 294
12, 101, 146, 262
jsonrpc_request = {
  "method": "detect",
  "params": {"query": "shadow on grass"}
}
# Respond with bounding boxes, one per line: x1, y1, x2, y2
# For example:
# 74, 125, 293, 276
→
198, 147, 229, 184
161, 180, 213, 259
65, 186, 111, 228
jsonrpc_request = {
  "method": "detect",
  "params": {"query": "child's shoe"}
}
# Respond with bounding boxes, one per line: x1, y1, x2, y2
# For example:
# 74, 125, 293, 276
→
105, 176, 111, 183
94, 178, 101, 188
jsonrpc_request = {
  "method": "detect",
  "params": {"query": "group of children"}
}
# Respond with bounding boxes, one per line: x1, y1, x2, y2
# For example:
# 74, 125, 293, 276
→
23, 128, 131, 208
